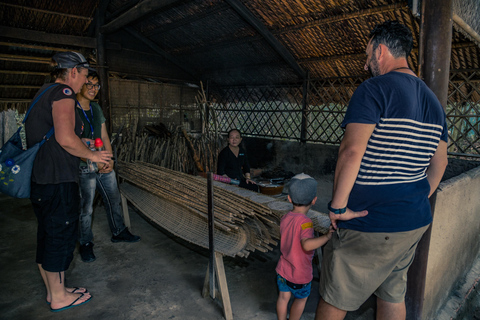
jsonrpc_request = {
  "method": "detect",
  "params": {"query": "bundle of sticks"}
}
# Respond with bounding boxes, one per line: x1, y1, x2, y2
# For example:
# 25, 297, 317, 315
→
117, 161, 280, 257
115, 122, 221, 174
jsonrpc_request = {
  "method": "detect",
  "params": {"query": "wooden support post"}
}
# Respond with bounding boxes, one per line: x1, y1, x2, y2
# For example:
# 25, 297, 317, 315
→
208, 172, 215, 298
120, 193, 131, 229
202, 172, 233, 320
406, 1, 454, 320
202, 252, 233, 320
95, 6, 111, 133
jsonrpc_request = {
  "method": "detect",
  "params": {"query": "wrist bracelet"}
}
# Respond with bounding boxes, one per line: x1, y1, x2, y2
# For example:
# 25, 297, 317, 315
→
328, 201, 347, 214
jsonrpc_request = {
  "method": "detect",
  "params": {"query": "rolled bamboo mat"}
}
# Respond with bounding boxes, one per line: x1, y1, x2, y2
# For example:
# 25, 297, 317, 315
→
119, 182, 250, 257
117, 161, 331, 258
117, 161, 280, 257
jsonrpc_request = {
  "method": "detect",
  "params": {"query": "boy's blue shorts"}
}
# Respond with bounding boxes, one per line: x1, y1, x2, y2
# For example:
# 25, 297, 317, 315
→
277, 274, 311, 299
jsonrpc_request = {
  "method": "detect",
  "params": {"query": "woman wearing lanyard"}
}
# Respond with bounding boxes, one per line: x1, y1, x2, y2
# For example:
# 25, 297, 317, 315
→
76, 72, 140, 264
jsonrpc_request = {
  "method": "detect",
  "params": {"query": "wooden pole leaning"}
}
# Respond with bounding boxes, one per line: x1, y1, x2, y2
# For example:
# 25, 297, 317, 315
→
202, 172, 233, 320
120, 193, 131, 229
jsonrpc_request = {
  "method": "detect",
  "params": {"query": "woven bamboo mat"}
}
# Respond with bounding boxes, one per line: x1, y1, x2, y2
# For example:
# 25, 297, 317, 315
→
118, 161, 331, 257
120, 182, 249, 257
118, 161, 281, 257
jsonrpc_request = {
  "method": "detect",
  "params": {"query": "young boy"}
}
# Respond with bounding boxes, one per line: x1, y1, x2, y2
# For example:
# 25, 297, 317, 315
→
276, 173, 333, 320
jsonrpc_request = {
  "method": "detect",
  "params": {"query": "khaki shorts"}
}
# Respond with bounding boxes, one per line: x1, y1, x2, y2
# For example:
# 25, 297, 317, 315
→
319, 225, 429, 311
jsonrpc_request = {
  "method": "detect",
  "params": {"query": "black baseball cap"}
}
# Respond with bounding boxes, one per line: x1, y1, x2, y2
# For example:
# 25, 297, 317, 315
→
52, 52, 96, 71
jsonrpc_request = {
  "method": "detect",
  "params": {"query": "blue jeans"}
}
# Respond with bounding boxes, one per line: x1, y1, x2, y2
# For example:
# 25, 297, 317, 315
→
78, 169, 126, 245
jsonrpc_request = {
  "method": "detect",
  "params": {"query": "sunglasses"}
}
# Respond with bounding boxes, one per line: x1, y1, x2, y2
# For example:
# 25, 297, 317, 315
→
85, 82, 101, 90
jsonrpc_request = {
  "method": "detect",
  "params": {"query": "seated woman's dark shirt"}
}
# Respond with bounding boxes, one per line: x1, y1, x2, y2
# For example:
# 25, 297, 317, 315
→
217, 146, 250, 181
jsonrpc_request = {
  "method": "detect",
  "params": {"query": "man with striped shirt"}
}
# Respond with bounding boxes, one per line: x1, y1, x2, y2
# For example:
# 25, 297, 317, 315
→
315, 21, 448, 320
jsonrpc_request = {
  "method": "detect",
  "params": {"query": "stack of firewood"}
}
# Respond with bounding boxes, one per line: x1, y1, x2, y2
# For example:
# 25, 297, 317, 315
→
115, 123, 221, 174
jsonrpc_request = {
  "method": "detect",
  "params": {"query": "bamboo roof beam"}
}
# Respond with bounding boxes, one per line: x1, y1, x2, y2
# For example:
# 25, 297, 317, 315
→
108, 0, 140, 19
225, 0, 306, 80
298, 42, 474, 64
0, 53, 51, 64
178, 3, 408, 56
0, 26, 96, 48
0, 42, 72, 52
0, 2, 93, 21
0, 99, 32, 103
124, 27, 199, 80
100, 0, 183, 34
0, 70, 49, 76
145, 3, 229, 38
453, 14, 480, 46
0, 85, 42, 89
2, 41, 470, 75
273, 2, 409, 35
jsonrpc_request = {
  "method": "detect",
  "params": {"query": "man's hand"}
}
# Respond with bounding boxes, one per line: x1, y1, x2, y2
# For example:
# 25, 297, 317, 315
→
329, 208, 368, 230
98, 159, 114, 173
90, 150, 112, 165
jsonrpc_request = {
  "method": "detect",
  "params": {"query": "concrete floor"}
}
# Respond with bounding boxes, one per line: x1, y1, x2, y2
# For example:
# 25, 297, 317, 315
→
0, 193, 278, 320
0, 179, 375, 320
0, 177, 476, 320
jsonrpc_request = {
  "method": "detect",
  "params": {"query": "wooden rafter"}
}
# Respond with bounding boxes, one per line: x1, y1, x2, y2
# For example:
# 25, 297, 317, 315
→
202, 41, 477, 76
453, 14, 480, 46
101, 0, 183, 34
0, 26, 96, 48
0, 2, 93, 20
0, 53, 51, 64
145, 3, 229, 38
273, 2, 409, 35
0, 70, 49, 76
124, 27, 198, 80
298, 42, 476, 64
109, 0, 140, 20
0, 41, 72, 52
0, 85, 42, 89
0, 99, 32, 103
225, 0, 306, 79
175, 2, 408, 57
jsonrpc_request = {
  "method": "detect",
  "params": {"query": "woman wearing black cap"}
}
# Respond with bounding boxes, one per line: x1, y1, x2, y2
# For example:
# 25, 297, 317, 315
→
24, 52, 112, 312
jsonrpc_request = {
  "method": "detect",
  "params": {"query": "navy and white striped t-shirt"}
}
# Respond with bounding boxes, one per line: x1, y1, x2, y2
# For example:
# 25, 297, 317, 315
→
338, 72, 448, 232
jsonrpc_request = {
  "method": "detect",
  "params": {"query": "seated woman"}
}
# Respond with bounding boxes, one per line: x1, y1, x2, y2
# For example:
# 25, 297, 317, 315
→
217, 129, 259, 192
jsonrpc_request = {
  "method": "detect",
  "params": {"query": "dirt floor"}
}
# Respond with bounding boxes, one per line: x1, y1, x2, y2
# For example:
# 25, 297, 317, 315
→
0, 176, 379, 320
1, 159, 478, 320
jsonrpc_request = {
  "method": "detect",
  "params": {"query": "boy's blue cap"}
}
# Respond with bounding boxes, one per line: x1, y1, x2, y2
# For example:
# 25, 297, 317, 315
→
288, 173, 317, 205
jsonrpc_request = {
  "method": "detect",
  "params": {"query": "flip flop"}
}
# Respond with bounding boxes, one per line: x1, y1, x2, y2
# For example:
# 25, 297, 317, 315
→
46, 287, 88, 304
50, 293, 92, 312
71, 287, 88, 294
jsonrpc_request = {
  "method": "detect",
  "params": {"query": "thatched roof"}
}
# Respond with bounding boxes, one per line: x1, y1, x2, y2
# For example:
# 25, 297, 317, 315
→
0, 0, 479, 108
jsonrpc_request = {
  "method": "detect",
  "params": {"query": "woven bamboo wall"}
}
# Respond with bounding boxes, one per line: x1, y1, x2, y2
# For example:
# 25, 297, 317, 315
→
109, 79, 200, 133
447, 69, 480, 157
209, 72, 480, 159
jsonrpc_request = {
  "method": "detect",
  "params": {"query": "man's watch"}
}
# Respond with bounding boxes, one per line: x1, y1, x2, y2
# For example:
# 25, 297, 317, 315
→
328, 201, 347, 214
